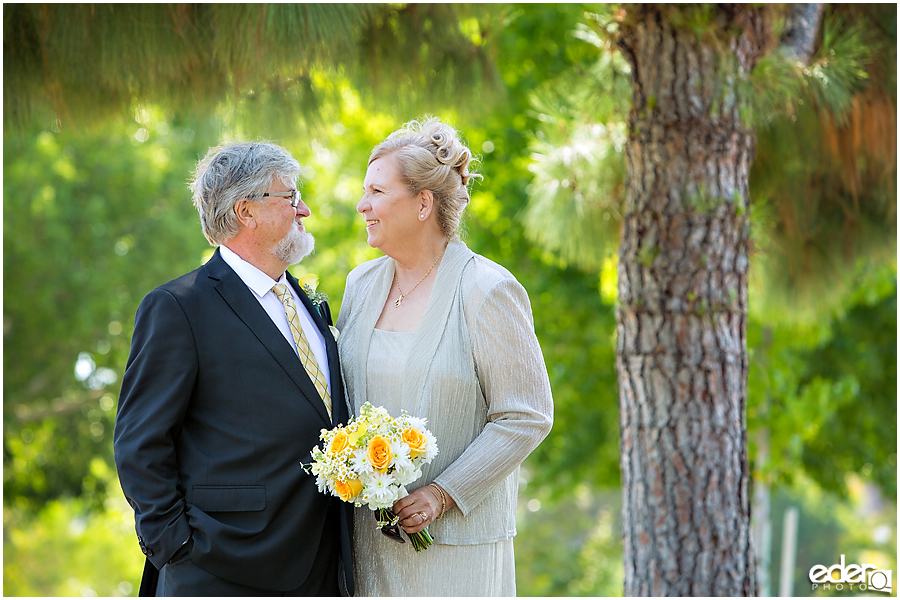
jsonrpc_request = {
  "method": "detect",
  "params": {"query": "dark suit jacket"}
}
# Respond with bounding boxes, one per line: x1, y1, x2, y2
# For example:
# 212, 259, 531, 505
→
114, 249, 354, 594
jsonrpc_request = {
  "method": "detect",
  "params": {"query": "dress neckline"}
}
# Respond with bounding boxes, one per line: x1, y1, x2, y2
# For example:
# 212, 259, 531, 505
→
372, 328, 417, 334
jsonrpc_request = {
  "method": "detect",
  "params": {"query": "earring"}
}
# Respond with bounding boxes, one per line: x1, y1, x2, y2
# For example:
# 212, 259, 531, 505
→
420, 214, 425, 220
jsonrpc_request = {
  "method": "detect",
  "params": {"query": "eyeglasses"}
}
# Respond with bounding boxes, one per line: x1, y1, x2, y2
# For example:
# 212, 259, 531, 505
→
248, 190, 302, 208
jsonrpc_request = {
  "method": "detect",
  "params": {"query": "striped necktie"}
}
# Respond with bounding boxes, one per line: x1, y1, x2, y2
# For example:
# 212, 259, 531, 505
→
272, 284, 332, 420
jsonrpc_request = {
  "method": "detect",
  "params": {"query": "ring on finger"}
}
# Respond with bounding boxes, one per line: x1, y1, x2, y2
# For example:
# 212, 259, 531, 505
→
418, 511, 427, 523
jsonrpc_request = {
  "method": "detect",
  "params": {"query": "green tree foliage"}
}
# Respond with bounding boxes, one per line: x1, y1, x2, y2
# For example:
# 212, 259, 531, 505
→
514, 487, 624, 596
750, 6, 896, 319
3, 462, 144, 596
799, 263, 897, 499
747, 261, 898, 501
3, 115, 214, 509
2, 3, 896, 596
521, 8, 631, 271
349, 4, 504, 116
3, 4, 502, 136
524, 5, 896, 308
2, 4, 367, 133
452, 4, 624, 493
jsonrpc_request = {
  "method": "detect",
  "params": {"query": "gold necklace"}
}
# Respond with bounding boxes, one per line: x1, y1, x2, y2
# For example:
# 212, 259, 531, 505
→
394, 250, 445, 308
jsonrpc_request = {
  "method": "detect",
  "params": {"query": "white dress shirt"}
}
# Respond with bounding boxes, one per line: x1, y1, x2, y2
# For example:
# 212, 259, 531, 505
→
219, 245, 330, 393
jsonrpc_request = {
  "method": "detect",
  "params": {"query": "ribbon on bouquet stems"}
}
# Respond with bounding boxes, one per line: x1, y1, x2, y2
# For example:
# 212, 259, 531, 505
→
375, 486, 434, 552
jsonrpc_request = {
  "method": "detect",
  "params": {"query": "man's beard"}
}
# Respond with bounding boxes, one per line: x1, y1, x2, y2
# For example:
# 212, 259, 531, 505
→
272, 222, 315, 265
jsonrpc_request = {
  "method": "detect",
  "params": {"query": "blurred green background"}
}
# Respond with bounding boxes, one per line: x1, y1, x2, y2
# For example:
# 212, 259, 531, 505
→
3, 4, 896, 596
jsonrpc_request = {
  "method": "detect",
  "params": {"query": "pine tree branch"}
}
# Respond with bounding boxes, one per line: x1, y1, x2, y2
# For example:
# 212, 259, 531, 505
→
779, 4, 825, 65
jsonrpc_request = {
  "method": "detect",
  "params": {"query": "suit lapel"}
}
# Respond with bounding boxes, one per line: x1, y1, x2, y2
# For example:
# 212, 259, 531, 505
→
205, 250, 331, 426
287, 271, 347, 427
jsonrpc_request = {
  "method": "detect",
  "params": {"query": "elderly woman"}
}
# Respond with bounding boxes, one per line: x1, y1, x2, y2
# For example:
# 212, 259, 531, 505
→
336, 118, 553, 596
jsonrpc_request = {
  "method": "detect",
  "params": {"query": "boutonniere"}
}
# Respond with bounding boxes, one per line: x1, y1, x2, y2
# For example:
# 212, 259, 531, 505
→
299, 273, 332, 324
299, 273, 329, 306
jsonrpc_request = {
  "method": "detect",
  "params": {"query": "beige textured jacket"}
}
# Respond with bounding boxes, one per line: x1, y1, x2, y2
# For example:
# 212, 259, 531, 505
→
336, 239, 553, 545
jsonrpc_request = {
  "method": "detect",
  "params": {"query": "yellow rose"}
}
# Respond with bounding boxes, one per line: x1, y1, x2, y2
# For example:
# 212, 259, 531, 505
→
334, 478, 363, 502
367, 435, 393, 472
329, 430, 350, 455
402, 427, 428, 458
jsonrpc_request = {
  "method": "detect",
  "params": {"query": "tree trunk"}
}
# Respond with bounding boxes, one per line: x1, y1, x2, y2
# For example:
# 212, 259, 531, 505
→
615, 6, 766, 596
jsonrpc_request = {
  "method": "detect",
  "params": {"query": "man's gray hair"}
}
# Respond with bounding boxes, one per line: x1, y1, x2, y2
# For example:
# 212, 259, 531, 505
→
189, 141, 303, 245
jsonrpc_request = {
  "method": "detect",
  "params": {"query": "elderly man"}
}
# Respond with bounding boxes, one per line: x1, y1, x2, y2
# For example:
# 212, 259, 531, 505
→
114, 141, 352, 596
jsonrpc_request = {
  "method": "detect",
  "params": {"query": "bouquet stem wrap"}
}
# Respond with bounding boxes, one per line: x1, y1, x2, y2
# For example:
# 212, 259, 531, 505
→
374, 487, 435, 552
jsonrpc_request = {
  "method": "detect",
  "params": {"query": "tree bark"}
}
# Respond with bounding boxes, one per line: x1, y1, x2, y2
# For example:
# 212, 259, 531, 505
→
780, 4, 825, 63
615, 6, 766, 596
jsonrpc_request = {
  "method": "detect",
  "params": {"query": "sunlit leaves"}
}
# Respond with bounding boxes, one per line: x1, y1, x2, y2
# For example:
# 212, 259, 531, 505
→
521, 21, 631, 271
2, 4, 896, 595
523, 118, 625, 270
3, 4, 498, 136
748, 261, 897, 499
3, 483, 144, 596
3, 116, 214, 506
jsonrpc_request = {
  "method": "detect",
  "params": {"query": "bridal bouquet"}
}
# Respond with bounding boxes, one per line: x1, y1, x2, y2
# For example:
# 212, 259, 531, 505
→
304, 402, 439, 551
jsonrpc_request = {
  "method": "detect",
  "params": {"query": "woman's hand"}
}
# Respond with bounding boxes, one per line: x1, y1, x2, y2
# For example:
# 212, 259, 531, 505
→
392, 483, 456, 534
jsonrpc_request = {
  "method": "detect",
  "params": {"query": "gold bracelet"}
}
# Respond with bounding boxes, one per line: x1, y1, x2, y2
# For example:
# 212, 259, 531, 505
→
429, 483, 446, 520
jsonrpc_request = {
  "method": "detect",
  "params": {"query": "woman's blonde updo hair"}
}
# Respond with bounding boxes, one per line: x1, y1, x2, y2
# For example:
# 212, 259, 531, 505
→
369, 117, 481, 238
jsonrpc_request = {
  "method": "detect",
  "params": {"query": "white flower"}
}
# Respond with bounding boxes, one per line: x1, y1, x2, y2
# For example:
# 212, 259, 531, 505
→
366, 471, 394, 492
391, 441, 413, 468
404, 416, 428, 431
350, 448, 373, 475
422, 429, 439, 461
336, 464, 352, 481
363, 472, 399, 509
393, 463, 422, 486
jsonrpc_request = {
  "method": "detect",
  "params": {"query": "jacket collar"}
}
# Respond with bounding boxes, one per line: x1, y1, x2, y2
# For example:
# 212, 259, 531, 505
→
204, 248, 336, 426
349, 239, 475, 414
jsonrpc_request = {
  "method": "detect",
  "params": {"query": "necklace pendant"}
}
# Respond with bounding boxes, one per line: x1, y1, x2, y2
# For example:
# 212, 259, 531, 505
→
394, 296, 403, 308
